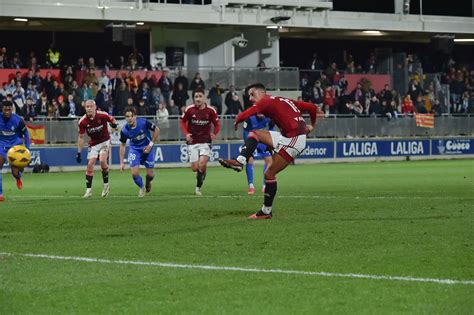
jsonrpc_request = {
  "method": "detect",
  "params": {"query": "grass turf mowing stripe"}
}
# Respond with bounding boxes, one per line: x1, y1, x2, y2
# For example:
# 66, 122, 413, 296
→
2, 252, 473, 286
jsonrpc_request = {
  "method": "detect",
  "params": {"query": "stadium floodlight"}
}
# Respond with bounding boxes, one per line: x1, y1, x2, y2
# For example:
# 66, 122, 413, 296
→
13, 18, 28, 22
136, 22, 145, 26
266, 25, 279, 29
454, 38, 474, 42
362, 30, 383, 35
232, 34, 248, 48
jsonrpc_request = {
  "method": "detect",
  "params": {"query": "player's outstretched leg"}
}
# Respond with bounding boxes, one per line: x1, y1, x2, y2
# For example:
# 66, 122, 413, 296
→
133, 175, 145, 197
101, 167, 110, 198
246, 162, 254, 195
12, 168, 23, 190
83, 172, 93, 198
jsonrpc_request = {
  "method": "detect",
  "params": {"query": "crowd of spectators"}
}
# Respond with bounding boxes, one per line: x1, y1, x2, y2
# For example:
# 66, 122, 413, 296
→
300, 52, 474, 117
1, 44, 473, 124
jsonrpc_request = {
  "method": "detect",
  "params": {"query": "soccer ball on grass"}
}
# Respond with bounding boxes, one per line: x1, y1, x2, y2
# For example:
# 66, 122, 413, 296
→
7, 145, 31, 169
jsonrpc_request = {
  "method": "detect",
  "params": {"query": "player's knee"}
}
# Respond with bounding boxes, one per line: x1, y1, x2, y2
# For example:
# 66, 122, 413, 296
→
264, 172, 276, 181
248, 131, 260, 141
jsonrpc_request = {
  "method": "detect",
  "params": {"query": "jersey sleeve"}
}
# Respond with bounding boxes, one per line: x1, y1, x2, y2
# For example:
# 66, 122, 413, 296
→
145, 119, 156, 131
119, 130, 128, 144
18, 119, 31, 149
211, 109, 220, 135
180, 108, 190, 135
78, 119, 86, 134
294, 100, 317, 126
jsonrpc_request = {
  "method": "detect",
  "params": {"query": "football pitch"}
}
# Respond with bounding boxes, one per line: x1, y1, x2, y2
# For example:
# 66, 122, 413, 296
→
1, 159, 473, 313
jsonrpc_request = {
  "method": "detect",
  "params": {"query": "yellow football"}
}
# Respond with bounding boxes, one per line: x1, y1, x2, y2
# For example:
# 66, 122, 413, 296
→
7, 145, 31, 169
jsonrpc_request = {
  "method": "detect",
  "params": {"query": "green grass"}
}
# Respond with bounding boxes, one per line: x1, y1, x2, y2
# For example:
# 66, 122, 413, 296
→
1, 159, 473, 314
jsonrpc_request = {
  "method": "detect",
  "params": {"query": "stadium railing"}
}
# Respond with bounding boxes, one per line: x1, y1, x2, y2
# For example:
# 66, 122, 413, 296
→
28, 114, 474, 144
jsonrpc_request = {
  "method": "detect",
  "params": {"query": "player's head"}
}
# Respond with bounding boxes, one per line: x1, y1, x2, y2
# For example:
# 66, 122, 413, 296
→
84, 100, 97, 117
247, 83, 266, 103
1, 100, 13, 119
194, 87, 205, 106
124, 106, 137, 126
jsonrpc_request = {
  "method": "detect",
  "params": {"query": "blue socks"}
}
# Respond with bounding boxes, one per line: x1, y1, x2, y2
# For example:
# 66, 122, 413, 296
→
132, 175, 144, 188
246, 163, 254, 186
0, 173, 3, 195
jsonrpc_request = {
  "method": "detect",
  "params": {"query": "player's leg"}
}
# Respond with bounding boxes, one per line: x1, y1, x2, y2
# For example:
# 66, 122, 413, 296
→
249, 153, 290, 219
83, 155, 96, 198
219, 130, 273, 171
246, 156, 255, 194
196, 154, 209, 195
0, 152, 5, 200
98, 145, 110, 198
144, 148, 155, 193
129, 147, 145, 197
262, 155, 273, 193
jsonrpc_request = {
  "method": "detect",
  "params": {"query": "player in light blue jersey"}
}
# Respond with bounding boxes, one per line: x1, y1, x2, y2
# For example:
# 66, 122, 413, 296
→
242, 113, 273, 195
119, 106, 160, 197
0, 101, 31, 201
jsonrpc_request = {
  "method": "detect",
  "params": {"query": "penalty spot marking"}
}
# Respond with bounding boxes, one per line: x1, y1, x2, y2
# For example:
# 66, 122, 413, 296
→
1, 252, 473, 286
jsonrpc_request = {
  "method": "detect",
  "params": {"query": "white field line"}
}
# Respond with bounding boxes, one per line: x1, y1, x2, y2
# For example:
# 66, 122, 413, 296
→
1, 252, 473, 286
5, 194, 472, 200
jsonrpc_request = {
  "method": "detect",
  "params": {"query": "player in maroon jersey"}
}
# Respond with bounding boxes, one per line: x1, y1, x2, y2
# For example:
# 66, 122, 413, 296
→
219, 83, 317, 219
180, 88, 220, 195
77, 100, 118, 198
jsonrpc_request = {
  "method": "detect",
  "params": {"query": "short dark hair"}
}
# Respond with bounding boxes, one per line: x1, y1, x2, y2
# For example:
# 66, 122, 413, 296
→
123, 106, 136, 116
194, 87, 205, 95
2, 100, 13, 108
247, 83, 266, 91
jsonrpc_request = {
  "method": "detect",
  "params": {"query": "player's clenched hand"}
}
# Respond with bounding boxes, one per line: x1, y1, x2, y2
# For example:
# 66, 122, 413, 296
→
186, 134, 193, 142
143, 145, 152, 154
75, 152, 82, 163
305, 125, 314, 134
234, 122, 239, 131
211, 133, 216, 141
120, 162, 125, 172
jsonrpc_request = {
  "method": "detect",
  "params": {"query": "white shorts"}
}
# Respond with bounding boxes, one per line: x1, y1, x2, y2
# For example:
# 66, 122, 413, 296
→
87, 140, 111, 160
269, 131, 306, 162
188, 143, 212, 163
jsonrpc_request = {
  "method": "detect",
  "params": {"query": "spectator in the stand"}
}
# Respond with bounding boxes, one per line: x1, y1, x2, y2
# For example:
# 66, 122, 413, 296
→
414, 95, 427, 113
11, 53, 23, 69
350, 82, 363, 104
158, 70, 173, 108
79, 82, 93, 102
98, 70, 110, 92
380, 84, 393, 103
367, 96, 382, 116
76, 57, 87, 71
310, 80, 323, 109
87, 57, 96, 69
450, 73, 465, 108
338, 75, 348, 91
6, 79, 16, 95
308, 52, 323, 70
45, 43, 61, 68
345, 61, 356, 74
257, 60, 267, 70
168, 100, 179, 116
457, 91, 470, 113
28, 56, 39, 70
128, 58, 139, 71
365, 53, 377, 74
22, 69, 34, 90
25, 83, 40, 104
114, 82, 131, 116
0, 55, 7, 69
407, 79, 422, 101
36, 93, 49, 117
338, 89, 352, 114
347, 100, 363, 116
24, 97, 37, 121
224, 86, 243, 115
242, 86, 252, 110
95, 85, 111, 113
110, 71, 123, 99
402, 95, 415, 115
0, 83, 6, 99
171, 82, 189, 114
137, 98, 148, 116
323, 86, 335, 115
12, 84, 26, 113
131, 84, 140, 106
67, 80, 80, 97
189, 72, 205, 94
104, 57, 114, 71
42, 71, 56, 101
431, 100, 443, 115
208, 82, 223, 115
383, 100, 398, 120
14, 71, 22, 85
139, 81, 152, 109
128, 48, 145, 68
67, 94, 77, 117
300, 74, 312, 102
141, 70, 156, 89
325, 62, 337, 85
126, 71, 138, 91
83, 68, 99, 91
174, 68, 189, 91
58, 95, 70, 118
157, 103, 169, 128
47, 98, 58, 120
32, 70, 42, 91
117, 56, 126, 70
56, 82, 68, 102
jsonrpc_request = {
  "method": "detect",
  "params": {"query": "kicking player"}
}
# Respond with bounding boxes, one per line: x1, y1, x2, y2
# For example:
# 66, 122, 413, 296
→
77, 99, 118, 198
180, 87, 220, 195
0, 101, 31, 201
219, 83, 317, 219
119, 106, 160, 197
243, 114, 273, 195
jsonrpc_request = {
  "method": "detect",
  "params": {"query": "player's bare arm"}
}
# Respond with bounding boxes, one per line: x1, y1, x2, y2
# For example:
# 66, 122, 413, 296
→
119, 142, 126, 171
144, 127, 160, 154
